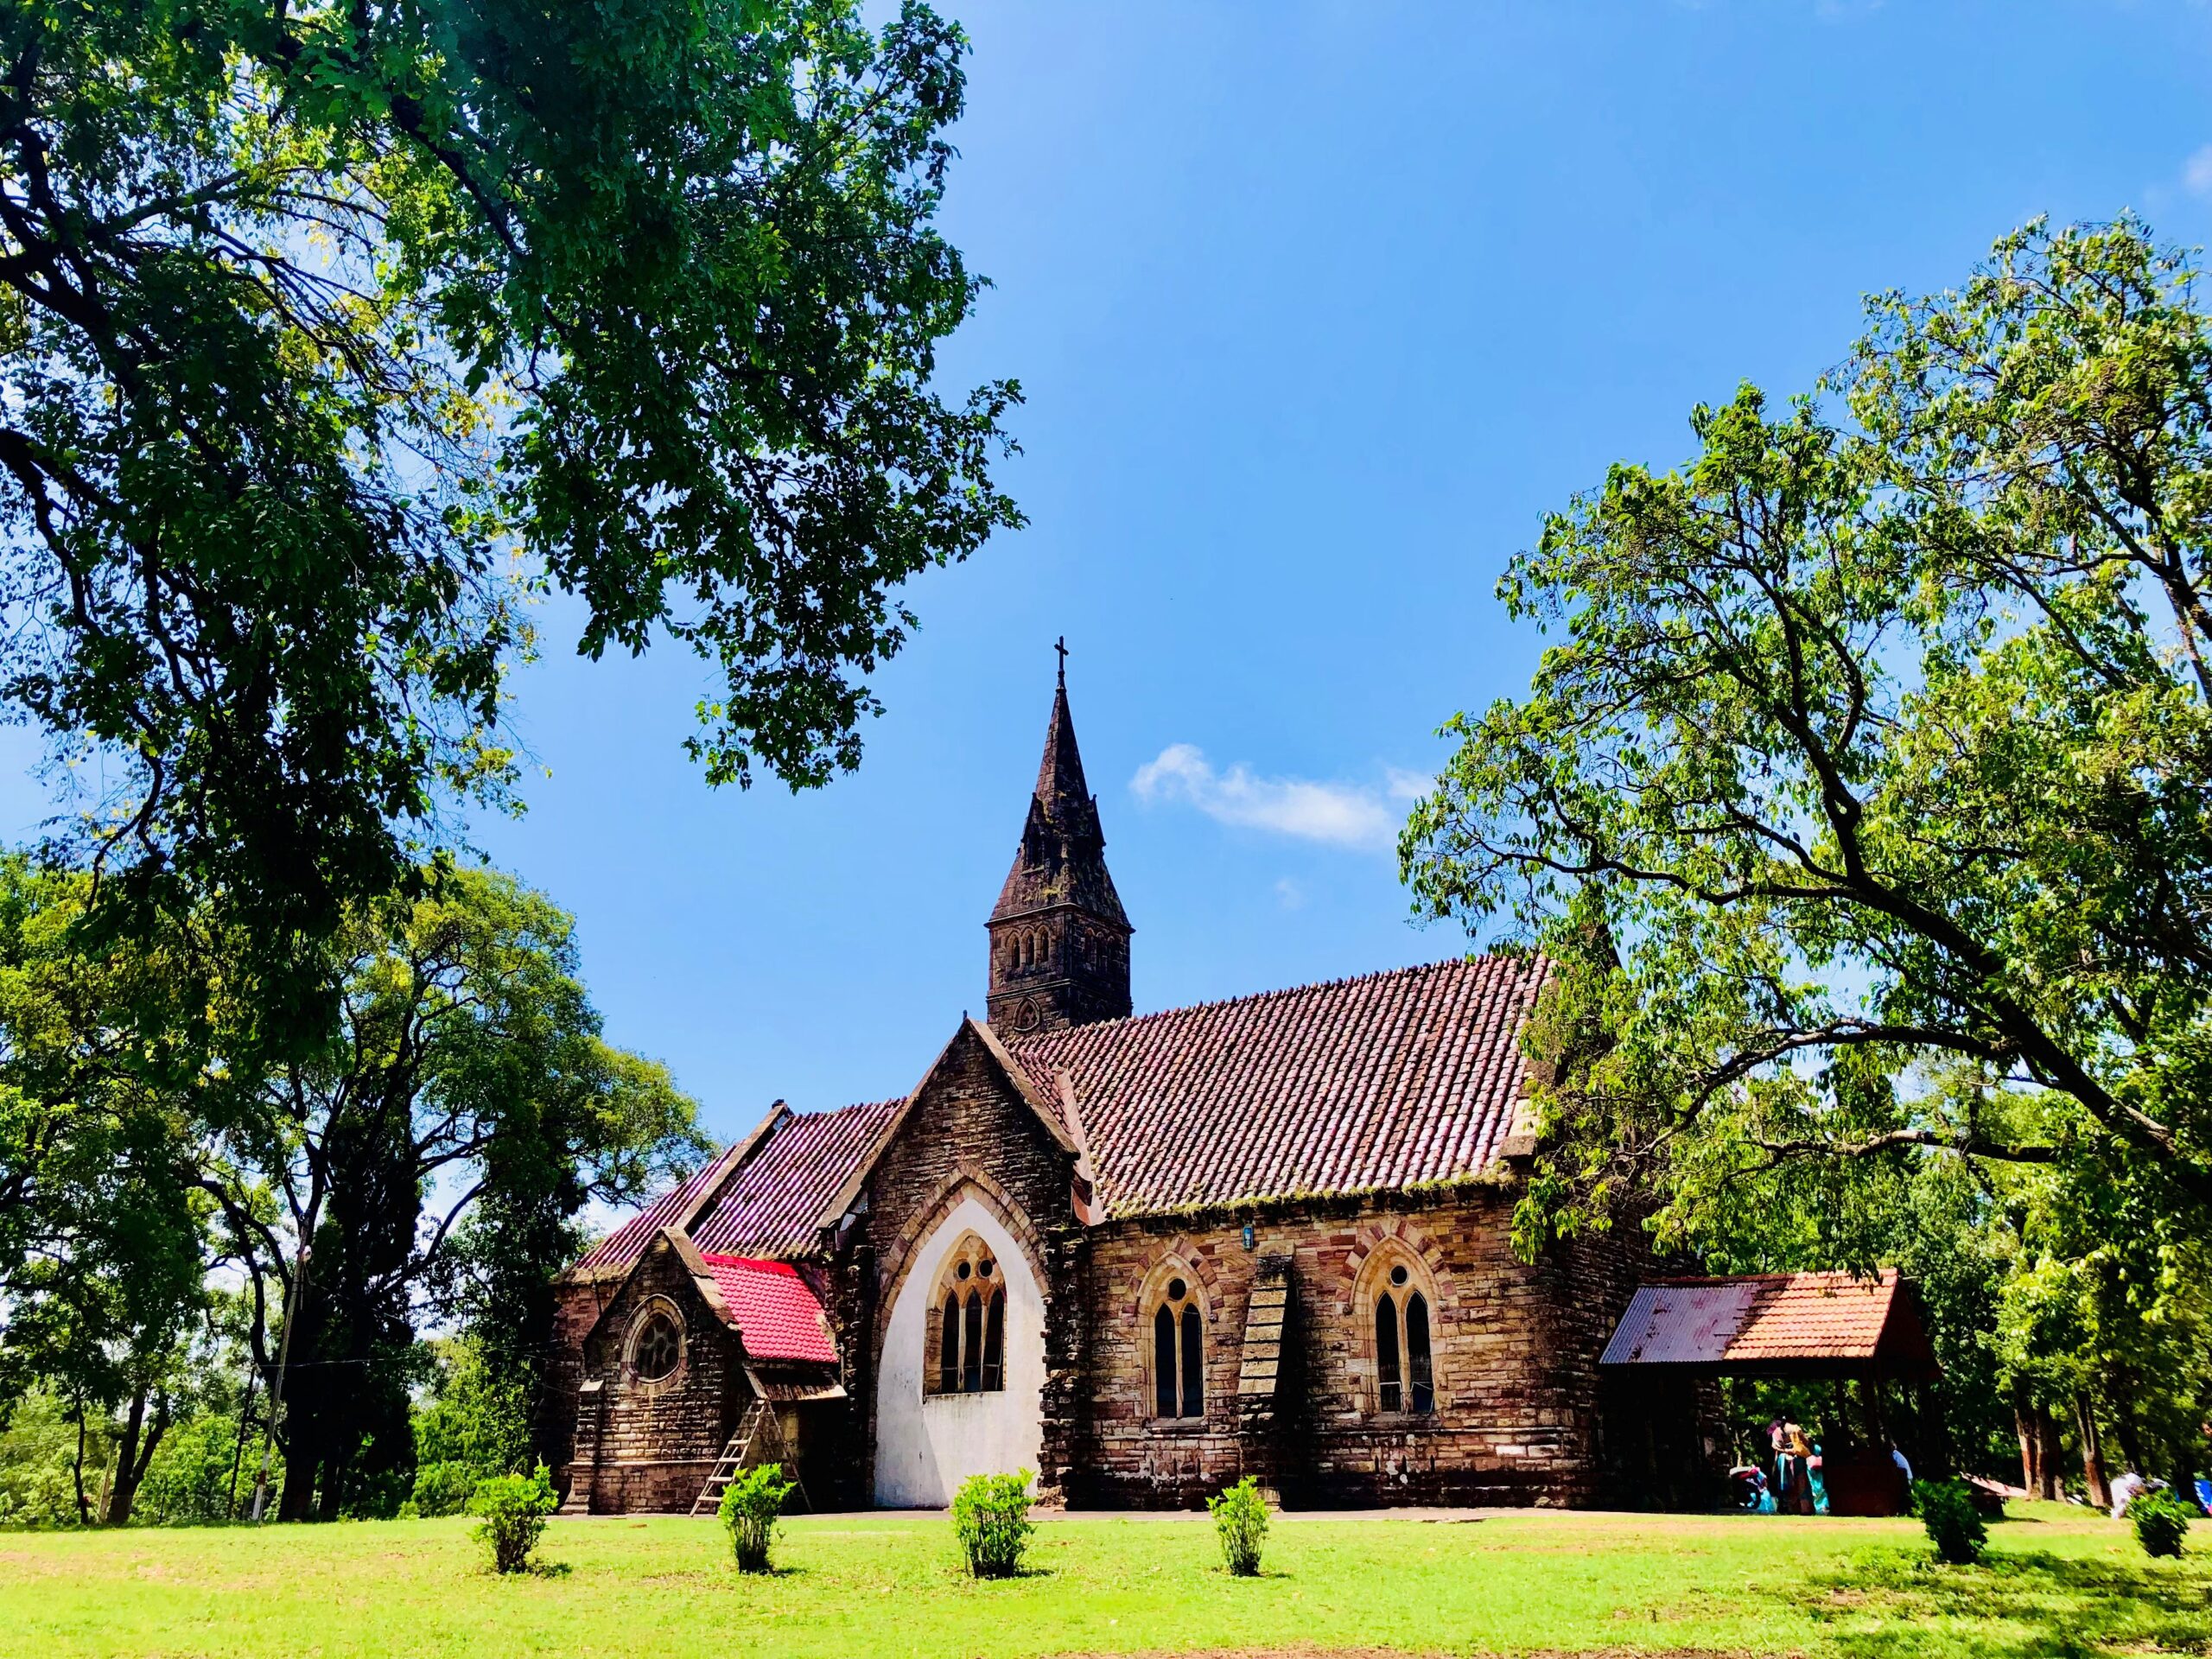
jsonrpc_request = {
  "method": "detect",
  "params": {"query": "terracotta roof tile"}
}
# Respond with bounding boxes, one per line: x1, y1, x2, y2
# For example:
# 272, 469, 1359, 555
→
1009, 957, 1546, 1217
574, 1145, 743, 1274
690, 1096, 902, 1258
699, 1254, 839, 1364
1601, 1270, 1935, 1375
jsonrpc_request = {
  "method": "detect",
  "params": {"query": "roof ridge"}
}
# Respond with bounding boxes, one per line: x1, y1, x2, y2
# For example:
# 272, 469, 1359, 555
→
1006, 952, 1541, 1046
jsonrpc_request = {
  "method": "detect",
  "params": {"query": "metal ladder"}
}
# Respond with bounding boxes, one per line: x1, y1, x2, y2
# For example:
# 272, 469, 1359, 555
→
690, 1395, 811, 1516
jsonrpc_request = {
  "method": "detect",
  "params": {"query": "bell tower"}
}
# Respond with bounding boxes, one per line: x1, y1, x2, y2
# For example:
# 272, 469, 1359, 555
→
986, 646, 1133, 1035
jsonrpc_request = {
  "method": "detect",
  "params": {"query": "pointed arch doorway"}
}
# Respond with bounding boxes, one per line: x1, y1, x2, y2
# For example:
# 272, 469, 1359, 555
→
873, 1196, 1046, 1506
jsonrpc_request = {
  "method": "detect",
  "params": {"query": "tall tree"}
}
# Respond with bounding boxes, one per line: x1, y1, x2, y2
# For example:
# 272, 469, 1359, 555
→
0, 0, 1020, 1053
1403, 218, 2212, 1263
194, 868, 701, 1519
0, 859, 219, 1524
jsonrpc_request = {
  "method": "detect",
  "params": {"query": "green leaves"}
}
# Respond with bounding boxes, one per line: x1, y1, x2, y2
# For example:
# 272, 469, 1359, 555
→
0, 0, 1020, 1061
1403, 218, 2212, 1262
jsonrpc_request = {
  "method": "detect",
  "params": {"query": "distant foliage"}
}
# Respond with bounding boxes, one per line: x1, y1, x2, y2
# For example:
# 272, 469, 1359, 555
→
132, 1414, 247, 1527
1208, 1478, 1269, 1576
1912, 1478, 1987, 1565
407, 1461, 481, 1520
471, 1465, 557, 1574
950, 1471, 1033, 1578
718, 1463, 795, 1573
2130, 1492, 2194, 1559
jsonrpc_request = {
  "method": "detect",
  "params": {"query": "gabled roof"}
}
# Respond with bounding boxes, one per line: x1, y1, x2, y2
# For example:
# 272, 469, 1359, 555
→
691, 1096, 902, 1258
1011, 956, 1546, 1217
698, 1255, 839, 1364
574, 955, 1549, 1268
1599, 1271, 1936, 1377
573, 1142, 748, 1275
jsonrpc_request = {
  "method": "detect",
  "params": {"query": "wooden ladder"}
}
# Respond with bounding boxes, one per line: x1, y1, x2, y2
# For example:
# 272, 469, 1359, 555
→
690, 1396, 813, 1516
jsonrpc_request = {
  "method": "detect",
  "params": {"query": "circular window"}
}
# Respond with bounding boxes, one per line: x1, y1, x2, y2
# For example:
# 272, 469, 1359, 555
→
957, 1260, 972, 1281
979, 1258, 995, 1278
1166, 1277, 1187, 1301
1389, 1263, 1409, 1287
631, 1312, 681, 1382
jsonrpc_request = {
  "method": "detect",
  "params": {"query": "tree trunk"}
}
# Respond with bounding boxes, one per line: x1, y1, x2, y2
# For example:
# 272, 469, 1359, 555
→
2016, 1403, 2042, 1495
70, 1414, 93, 1528
2075, 1393, 2111, 1510
105, 1388, 170, 1527
2036, 1408, 2063, 1501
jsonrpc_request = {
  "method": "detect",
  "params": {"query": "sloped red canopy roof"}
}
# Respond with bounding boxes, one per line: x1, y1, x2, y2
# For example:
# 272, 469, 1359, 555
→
1600, 1271, 1937, 1378
699, 1254, 838, 1365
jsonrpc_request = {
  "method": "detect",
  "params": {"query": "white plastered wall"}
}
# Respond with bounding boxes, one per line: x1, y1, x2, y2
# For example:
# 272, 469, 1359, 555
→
873, 1196, 1046, 1507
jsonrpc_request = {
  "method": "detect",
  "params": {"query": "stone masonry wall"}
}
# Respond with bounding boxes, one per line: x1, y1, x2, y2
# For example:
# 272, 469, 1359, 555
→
567, 1237, 749, 1514
857, 1026, 1084, 1503
1076, 1185, 1650, 1509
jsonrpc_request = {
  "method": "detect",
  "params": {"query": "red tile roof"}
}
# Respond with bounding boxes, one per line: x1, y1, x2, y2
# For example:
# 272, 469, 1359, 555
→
1600, 1271, 1936, 1376
575, 956, 1546, 1275
690, 1097, 901, 1257
698, 1254, 839, 1364
1011, 956, 1546, 1217
574, 1143, 746, 1274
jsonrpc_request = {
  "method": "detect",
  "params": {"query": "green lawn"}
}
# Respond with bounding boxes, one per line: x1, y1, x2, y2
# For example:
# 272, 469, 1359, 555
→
0, 1504, 2202, 1659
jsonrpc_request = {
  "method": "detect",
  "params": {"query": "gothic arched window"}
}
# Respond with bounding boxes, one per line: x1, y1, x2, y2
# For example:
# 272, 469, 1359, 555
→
1146, 1266, 1205, 1420
925, 1234, 1007, 1396
1364, 1249, 1440, 1416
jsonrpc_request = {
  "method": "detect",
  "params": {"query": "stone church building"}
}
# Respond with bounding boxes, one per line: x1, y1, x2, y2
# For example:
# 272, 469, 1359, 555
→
543, 673, 1656, 1512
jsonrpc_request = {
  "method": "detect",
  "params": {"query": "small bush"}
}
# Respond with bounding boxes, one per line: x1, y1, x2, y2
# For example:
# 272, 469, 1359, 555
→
1208, 1477, 1270, 1576
2130, 1491, 2194, 1559
717, 1463, 795, 1573
409, 1460, 480, 1519
1911, 1477, 1987, 1566
471, 1465, 557, 1574
951, 1470, 1033, 1579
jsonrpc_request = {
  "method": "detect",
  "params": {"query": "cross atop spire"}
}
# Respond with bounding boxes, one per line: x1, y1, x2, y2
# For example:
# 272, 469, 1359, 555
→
1054, 634, 1068, 690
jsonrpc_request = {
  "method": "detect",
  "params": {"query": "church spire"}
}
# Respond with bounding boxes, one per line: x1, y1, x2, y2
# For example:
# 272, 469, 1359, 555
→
987, 650, 1132, 1035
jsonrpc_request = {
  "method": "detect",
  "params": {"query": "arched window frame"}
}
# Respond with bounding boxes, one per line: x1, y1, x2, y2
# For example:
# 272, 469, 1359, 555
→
621, 1297, 688, 1395
1139, 1256, 1209, 1422
1358, 1244, 1442, 1418
924, 1232, 1009, 1397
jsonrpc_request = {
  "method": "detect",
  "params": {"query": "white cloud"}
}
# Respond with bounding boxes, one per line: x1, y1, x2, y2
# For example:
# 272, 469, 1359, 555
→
1274, 877, 1306, 911
1129, 743, 1423, 852
2187, 145, 2212, 199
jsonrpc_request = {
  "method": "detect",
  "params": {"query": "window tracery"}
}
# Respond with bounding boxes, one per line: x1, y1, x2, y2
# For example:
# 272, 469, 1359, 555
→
924, 1233, 1006, 1395
1362, 1248, 1439, 1415
1143, 1264, 1205, 1420
624, 1302, 685, 1387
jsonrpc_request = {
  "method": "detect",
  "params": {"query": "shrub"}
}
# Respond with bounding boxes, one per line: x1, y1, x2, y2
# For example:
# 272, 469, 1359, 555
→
409, 1460, 481, 1519
2130, 1491, 2194, 1559
717, 1463, 795, 1573
1911, 1478, 1987, 1566
1208, 1477, 1269, 1576
471, 1465, 557, 1574
951, 1470, 1033, 1579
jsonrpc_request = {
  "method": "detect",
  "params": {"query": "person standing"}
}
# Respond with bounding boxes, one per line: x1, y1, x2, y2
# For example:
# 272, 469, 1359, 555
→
1781, 1420, 1814, 1515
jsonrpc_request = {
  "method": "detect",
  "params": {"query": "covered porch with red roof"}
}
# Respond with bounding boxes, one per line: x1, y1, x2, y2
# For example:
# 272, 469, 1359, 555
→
1599, 1270, 1941, 1516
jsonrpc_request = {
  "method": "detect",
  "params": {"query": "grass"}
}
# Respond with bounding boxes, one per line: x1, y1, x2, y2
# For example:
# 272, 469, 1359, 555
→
0, 1503, 2203, 1659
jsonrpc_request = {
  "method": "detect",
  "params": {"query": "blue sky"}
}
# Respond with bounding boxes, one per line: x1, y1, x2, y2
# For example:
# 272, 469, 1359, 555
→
14, 3, 2212, 1145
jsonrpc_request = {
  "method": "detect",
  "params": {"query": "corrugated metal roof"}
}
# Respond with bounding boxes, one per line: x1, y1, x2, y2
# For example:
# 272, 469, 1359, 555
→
1600, 1270, 1934, 1376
